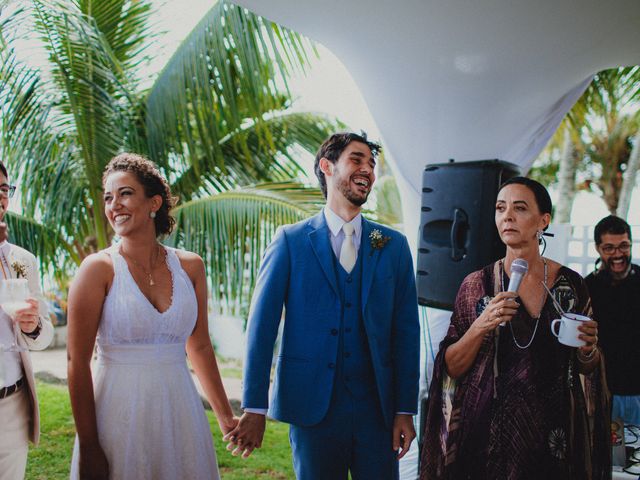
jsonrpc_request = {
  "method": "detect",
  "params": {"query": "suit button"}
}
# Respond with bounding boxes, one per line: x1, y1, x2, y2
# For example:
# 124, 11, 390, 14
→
331, 328, 338, 336
345, 302, 352, 308
344, 352, 351, 358
345, 328, 352, 333
328, 363, 335, 369
346, 276, 352, 283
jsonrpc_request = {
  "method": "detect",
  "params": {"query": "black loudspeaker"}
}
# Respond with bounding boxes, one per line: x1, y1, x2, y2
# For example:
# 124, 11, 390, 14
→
416, 159, 520, 310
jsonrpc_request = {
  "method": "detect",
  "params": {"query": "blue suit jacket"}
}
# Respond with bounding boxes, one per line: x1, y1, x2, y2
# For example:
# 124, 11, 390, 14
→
242, 211, 420, 428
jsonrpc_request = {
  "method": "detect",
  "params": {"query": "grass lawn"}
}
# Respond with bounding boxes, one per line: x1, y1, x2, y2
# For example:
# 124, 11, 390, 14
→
26, 382, 294, 479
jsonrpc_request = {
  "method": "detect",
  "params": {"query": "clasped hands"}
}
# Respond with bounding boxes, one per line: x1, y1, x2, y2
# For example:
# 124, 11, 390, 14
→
222, 412, 416, 460
223, 412, 266, 458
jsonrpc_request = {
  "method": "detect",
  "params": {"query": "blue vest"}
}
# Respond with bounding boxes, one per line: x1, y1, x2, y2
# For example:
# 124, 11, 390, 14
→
334, 251, 376, 399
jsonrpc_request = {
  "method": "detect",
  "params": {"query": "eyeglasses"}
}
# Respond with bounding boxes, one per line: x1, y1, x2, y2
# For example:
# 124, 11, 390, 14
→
0, 184, 16, 198
600, 242, 632, 255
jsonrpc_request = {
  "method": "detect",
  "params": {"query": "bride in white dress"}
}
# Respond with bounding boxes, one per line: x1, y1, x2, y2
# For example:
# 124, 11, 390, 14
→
68, 153, 237, 480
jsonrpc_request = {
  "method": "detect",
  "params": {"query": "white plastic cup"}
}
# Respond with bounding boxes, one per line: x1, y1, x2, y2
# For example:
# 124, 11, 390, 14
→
550, 313, 589, 347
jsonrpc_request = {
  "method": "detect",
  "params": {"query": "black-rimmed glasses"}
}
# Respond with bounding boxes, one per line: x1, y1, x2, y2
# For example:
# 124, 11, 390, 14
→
0, 184, 16, 198
600, 242, 632, 255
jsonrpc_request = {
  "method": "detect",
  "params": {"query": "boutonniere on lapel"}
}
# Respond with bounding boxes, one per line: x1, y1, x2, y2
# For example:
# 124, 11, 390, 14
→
369, 229, 391, 253
11, 260, 28, 279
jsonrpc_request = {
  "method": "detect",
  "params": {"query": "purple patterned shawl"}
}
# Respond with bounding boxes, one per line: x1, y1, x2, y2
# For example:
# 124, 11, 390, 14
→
420, 263, 611, 480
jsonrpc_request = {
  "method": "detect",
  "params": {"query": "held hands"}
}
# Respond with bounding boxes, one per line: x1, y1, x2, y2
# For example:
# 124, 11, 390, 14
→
392, 414, 416, 460
473, 292, 519, 334
223, 412, 266, 458
15, 298, 39, 334
218, 415, 240, 436
577, 319, 599, 358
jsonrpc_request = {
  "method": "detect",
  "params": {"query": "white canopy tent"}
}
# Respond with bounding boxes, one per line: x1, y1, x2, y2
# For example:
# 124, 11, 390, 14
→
234, 0, 640, 242
233, 1, 640, 477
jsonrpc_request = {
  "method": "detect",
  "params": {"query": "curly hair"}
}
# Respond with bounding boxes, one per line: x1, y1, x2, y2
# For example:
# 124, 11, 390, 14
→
102, 153, 178, 236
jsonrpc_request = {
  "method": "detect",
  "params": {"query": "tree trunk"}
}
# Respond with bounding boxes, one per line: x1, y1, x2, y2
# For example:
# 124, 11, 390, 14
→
554, 129, 578, 223
617, 132, 640, 219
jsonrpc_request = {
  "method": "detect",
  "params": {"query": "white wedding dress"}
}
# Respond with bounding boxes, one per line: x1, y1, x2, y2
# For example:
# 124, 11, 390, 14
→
70, 247, 220, 480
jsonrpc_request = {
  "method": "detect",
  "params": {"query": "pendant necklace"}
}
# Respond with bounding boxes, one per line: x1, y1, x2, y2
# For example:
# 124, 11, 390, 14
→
120, 244, 161, 286
500, 257, 548, 349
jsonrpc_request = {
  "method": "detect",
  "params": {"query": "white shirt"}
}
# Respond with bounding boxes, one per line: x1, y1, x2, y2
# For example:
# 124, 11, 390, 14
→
0, 241, 23, 388
323, 207, 363, 260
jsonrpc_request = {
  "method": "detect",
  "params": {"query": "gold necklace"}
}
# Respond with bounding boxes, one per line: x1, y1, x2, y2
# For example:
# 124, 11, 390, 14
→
120, 244, 161, 286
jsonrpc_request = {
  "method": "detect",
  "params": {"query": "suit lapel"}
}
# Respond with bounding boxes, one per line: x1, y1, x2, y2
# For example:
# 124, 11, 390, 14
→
361, 218, 380, 311
308, 212, 339, 297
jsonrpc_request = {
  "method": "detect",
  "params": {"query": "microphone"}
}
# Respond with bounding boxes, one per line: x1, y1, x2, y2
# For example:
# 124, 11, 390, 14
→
508, 258, 529, 293
501, 258, 528, 326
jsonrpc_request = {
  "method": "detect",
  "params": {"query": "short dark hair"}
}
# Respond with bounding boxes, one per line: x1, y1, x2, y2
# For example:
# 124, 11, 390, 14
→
498, 176, 552, 229
103, 153, 178, 237
593, 215, 631, 245
313, 132, 381, 198
0, 161, 8, 180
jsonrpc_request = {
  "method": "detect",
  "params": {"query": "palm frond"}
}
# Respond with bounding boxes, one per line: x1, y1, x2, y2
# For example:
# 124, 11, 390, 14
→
33, 0, 134, 176
166, 182, 322, 315
145, 0, 315, 174
171, 111, 341, 199
30, 0, 150, 247
78, 0, 154, 74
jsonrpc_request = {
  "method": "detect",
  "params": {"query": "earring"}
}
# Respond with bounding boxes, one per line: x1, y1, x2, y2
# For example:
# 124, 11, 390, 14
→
536, 230, 543, 242
150, 211, 157, 219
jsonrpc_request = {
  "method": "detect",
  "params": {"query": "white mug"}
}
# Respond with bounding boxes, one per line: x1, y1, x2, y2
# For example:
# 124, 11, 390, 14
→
551, 313, 589, 347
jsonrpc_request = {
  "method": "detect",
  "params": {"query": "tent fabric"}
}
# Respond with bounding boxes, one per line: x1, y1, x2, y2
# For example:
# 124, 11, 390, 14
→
233, 1, 640, 241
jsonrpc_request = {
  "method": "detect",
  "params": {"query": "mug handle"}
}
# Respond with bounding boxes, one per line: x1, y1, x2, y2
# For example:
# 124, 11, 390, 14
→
551, 319, 561, 338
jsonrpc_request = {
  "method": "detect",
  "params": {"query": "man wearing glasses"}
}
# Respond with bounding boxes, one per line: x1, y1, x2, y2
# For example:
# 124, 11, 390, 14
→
0, 161, 53, 480
586, 215, 640, 426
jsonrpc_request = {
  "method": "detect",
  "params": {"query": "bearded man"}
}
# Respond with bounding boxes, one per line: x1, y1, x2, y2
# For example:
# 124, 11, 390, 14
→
227, 132, 420, 479
586, 215, 640, 425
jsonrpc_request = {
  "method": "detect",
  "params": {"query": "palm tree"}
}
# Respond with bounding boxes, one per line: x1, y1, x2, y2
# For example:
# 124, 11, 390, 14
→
0, 0, 338, 312
531, 67, 640, 220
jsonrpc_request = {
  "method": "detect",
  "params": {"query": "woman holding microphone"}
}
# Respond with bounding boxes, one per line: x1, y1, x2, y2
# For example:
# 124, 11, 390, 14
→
420, 177, 610, 480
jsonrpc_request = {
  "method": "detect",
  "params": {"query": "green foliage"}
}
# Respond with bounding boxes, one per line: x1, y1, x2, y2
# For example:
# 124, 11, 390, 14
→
0, 0, 338, 302
167, 182, 324, 315
26, 382, 293, 479
530, 67, 640, 213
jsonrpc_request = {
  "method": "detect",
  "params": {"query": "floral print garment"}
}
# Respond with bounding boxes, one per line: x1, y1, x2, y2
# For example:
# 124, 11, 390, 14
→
420, 263, 611, 480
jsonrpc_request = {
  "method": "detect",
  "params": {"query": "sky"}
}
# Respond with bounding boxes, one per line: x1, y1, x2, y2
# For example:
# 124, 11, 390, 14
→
8, 0, 639, 228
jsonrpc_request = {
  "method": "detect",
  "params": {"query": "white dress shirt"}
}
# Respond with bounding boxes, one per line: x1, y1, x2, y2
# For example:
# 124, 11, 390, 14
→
0, 241, 23, 387
323, 207, 362, 261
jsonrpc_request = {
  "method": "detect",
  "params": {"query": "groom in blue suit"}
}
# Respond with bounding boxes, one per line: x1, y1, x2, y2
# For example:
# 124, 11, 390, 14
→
227, 132, 420, 479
